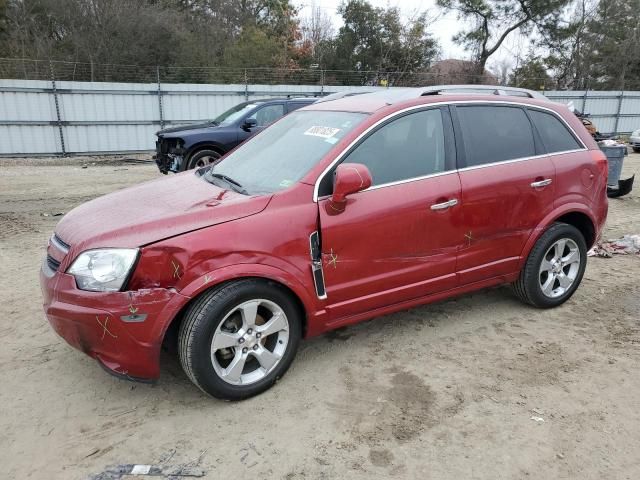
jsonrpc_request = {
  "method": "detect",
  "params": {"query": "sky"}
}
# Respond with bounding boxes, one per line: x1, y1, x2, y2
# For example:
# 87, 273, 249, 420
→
295, 0, 531, 70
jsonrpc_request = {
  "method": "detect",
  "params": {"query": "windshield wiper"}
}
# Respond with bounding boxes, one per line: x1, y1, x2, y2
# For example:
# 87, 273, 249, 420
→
209, 172, 248, 195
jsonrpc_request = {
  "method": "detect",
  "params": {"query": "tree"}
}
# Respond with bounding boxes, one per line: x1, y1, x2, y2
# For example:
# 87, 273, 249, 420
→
584, 0, 640, 90
299, 5, 334, 66
222, 25, 282, 68
437, 0, 570, 81
509, 55, 550, 90
536, 0, 597, 89
328, 0, 438, 77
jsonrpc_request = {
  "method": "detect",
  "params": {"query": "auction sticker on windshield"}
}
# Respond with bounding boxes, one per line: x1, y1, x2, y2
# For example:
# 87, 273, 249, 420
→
304, 126, 341, 138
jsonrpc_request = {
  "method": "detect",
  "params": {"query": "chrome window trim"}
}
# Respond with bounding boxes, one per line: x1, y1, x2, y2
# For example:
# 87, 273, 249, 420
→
457, 148, 587, 174
312, 100, 587, 202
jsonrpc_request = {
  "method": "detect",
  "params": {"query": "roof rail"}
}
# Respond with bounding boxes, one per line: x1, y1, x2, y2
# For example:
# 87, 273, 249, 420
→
419, 85, 546, 99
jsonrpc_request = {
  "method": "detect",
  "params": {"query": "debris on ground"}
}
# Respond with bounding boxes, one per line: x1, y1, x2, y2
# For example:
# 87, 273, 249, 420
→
41, 212, 64, 217
89, 464, 205, 479
588, 234, 640, 257
530, 416, 545, 423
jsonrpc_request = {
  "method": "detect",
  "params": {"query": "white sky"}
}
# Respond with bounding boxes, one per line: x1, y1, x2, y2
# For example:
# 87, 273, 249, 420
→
295, 0, 530, 70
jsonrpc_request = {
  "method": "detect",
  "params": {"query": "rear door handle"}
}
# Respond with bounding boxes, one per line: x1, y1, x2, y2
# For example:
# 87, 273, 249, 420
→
531, 179, 553, 188
430, 198, 458, 211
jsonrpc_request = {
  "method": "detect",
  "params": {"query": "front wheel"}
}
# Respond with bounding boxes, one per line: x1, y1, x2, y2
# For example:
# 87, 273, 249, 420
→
512, 223, 587, 308
186, 149, 221, 170
178, 279, 302, 400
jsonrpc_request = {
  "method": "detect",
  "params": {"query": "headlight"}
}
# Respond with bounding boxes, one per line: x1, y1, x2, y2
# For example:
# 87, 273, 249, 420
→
67, 249, 138, 292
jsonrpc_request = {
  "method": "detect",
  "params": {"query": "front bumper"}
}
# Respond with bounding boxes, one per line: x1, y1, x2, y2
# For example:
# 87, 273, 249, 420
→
154, 152, 183, 175
40, 264, 188, 380
630, 136, 640, 149
154, 138, 185, 174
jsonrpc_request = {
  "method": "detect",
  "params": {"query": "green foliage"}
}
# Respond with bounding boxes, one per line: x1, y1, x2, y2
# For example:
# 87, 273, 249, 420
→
529, 0, 640, 90
509, 56, 551, 90
584, 0, 640, 90
223, 25, 282, 68
328, 0, 438, 73
437, 0, 571, 74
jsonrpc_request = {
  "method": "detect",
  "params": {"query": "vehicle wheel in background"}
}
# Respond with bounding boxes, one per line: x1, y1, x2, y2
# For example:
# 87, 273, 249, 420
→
186, 149, 221, 170
178, 279, 302, 400
512, 222, 587, 308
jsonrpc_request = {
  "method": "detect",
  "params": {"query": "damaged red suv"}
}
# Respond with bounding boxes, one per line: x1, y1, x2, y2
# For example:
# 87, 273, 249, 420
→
41, 87, 608, 400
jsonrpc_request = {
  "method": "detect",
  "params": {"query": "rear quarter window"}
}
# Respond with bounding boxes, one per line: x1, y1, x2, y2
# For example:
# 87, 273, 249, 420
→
455, 105, 536, 167
288, 102, 314, 112
528, 109, 582, 153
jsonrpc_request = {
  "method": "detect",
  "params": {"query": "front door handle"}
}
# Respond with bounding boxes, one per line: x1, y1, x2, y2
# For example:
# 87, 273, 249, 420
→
531, 178, 553, 188
430, 198, 458, 211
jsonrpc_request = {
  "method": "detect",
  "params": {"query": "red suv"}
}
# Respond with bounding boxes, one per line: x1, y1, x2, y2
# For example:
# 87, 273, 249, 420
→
41, 87, 608, 400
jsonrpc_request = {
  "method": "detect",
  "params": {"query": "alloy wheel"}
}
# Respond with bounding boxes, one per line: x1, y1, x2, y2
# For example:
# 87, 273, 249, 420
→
195, 155, 219, 168
538, 238, 581, 298
210, 299, 289, 385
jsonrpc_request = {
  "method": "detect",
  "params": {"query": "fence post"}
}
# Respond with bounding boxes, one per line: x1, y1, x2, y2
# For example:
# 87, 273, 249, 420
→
320, 69, 325, 96
244, 69, 249, 101
156, 66, 165, 130
49, 60, 67, 157
613, 90, 624, 135
582, 78, 589, 114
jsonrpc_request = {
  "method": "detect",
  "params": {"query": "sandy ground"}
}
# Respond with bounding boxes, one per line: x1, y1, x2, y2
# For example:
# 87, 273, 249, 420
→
1, 155, 639, 480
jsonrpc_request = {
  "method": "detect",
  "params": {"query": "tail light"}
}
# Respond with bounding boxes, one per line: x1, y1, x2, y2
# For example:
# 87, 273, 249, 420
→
590, 149, 608, 183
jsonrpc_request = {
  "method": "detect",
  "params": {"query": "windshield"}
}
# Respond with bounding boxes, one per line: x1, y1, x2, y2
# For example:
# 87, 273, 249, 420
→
212, 102, 261, 126
205, 110, 367, 195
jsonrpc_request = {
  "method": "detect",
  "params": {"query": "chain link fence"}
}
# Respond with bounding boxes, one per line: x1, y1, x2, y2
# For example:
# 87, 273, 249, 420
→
0, 57, 555, 88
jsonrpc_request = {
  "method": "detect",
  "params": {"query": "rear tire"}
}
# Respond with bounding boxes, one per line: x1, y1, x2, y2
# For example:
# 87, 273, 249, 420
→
186, 149, 221, 170
178, 279, 302, 400
633, 147, 640, 153
512, 222, 587, 308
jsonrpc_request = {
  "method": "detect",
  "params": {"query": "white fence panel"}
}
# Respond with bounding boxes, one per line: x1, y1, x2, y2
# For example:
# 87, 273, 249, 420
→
1, 79, 638, 156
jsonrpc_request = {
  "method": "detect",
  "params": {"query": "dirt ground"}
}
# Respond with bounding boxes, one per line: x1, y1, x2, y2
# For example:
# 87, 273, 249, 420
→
1, 154, 639, 480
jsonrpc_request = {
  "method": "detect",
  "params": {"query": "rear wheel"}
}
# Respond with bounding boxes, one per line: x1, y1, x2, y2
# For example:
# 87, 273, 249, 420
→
186, 149, 221, 170
633, 147, 640, 153
512, 223, 587, 308
178, 279, 302, 400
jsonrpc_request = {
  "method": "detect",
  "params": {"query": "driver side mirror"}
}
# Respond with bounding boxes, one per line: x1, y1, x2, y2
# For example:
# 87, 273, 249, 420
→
329, 163, 372, 213
242, 118, 258, 130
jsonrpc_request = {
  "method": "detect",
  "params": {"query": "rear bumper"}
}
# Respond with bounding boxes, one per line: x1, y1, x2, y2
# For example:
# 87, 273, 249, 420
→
40, 265, 189, 380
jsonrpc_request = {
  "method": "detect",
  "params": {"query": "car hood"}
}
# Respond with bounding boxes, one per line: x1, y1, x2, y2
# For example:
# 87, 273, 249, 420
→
157, 122, 217, 136
56, 171, 272, 252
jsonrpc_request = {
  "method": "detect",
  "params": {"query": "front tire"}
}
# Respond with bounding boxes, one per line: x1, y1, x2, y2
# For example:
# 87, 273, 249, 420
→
178, 279, 302, 400
512, 223, 587, 308
186, 149, 221, 170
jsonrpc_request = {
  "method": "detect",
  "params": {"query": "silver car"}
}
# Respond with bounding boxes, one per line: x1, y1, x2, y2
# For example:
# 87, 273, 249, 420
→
630, 128, 640, 153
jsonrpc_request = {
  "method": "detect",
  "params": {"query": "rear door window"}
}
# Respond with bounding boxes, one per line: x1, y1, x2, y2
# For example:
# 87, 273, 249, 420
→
528, 109, 582, 153
456, 105, 536, 167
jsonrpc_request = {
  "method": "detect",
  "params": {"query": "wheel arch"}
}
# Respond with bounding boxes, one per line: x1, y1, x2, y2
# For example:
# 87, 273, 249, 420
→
519, 205, 597, 269
161, 272, 313, 354
554, 211, 596, 248
183, 142, 227, 168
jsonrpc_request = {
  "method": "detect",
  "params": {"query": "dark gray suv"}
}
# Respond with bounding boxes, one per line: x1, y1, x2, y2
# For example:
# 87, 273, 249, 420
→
154, 97, 316, 174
